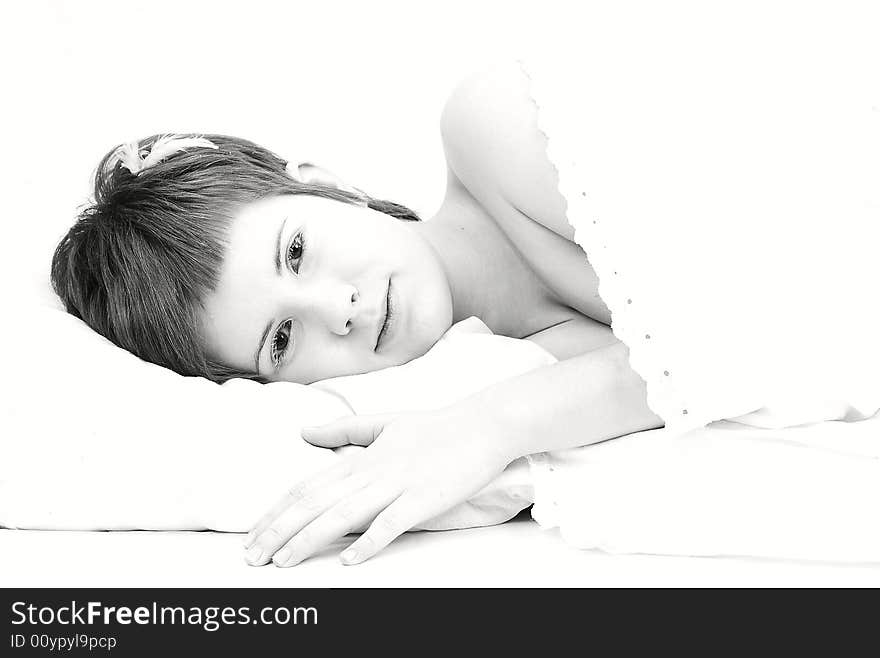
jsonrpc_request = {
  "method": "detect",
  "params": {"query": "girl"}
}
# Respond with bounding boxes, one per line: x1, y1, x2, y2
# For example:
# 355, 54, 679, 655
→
49, 62, 679, 568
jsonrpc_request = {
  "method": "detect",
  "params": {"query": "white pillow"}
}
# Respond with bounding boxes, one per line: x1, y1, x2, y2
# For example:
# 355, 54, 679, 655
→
0, 305, 552, 532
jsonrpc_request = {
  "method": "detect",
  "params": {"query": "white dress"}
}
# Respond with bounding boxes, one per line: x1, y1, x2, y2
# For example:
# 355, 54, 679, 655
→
518, 5, 880, 437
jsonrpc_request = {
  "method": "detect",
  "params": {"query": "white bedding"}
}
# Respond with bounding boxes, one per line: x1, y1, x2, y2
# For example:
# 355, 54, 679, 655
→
4, 514, 880, 588
7, 309, 880, 564
522, 9, 880, 437
514, 7, 880, 564
0, 317, 549, 533
528, 412, 880, 563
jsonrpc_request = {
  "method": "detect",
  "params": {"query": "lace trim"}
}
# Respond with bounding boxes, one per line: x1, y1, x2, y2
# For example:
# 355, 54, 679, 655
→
525, 452, 570, 531
518, 58, 715, 438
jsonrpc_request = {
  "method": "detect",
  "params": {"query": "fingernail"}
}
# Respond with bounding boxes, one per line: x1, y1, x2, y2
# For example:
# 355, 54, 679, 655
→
340, 548, 359, 565
245, 546, 266, 566
243, 530, 257, 548
273, 548, 293, 567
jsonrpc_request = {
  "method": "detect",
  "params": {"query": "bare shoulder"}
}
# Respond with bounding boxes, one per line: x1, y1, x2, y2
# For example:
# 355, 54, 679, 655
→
440, 61, 574, 241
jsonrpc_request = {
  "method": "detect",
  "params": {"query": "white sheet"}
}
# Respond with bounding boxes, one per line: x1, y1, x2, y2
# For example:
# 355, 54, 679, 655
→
514, 6, 880, 564
5, 515, 880, 588
521, 5, 880, 436
528, 412, 880, 563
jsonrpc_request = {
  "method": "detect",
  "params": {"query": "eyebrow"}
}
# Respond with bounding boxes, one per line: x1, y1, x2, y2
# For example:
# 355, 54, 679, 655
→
253, 321, 273, 375
254, 217, 289, 374
274, 217, 288, 275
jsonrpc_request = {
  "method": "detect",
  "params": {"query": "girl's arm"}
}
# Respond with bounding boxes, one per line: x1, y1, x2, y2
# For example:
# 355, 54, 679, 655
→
457, 340, 665, 463
243, 343, 664, 568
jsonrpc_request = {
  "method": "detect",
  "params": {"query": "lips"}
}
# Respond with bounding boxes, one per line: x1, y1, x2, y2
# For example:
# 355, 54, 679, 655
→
374, 278, 393, 352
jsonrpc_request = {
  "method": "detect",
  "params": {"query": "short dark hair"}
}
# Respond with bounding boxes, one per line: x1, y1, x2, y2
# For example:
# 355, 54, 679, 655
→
51, 134, 419, 383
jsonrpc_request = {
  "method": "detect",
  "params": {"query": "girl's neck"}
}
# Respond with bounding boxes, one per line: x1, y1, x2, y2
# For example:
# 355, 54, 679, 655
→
413, 187, 550, 337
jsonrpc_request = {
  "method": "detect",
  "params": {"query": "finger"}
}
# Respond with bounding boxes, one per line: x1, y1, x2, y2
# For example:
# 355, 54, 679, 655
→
272, 485, 398, 568
338, 493, 424, 566
243, 460, 352, 549
245, 474, 370, 566
301, 414, 396, 448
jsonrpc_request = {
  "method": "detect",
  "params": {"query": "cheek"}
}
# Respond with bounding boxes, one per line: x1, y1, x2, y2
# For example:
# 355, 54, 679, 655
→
285, 333, 371, 384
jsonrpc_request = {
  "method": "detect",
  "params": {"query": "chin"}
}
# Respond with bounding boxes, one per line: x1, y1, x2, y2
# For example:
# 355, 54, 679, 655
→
388, 327, 440, 367
414, 313, 452, 358
390, 317, 450, 369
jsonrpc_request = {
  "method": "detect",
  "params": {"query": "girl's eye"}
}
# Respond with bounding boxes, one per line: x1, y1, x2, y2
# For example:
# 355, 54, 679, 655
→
271, 319, 293, 367
286, 231, 305, 273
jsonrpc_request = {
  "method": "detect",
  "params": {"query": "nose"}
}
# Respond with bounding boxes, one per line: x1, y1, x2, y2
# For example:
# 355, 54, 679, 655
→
299, 278, 360, 336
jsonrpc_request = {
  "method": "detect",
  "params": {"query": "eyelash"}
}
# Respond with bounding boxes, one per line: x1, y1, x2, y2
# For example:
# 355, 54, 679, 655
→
271, 320, 292, 368
287, 231, 305, 273
270, 230, 307, 368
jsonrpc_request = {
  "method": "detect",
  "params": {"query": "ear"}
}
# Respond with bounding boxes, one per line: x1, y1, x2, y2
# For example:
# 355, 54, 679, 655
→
287, 162, 366, 199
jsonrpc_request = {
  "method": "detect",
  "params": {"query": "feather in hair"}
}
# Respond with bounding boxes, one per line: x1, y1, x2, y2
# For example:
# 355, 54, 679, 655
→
140, 134, 218, 171
108, 135, 218, 176
110, 140, 145, 176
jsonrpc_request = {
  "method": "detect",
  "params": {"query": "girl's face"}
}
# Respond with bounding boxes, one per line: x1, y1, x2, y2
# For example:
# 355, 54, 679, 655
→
200, 194, 453, 384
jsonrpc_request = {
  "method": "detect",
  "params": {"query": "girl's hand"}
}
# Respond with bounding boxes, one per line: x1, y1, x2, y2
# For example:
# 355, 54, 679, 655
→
242, 405, 515, 567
